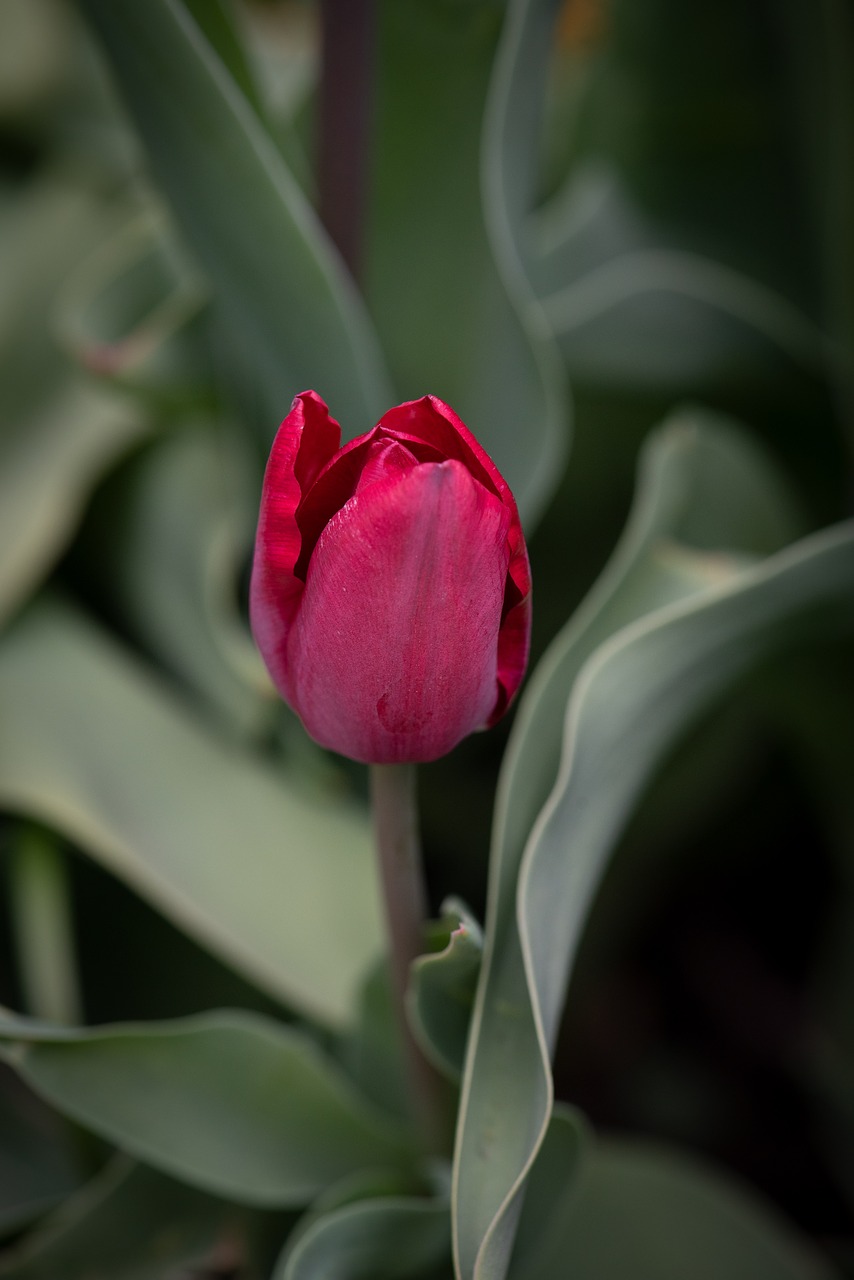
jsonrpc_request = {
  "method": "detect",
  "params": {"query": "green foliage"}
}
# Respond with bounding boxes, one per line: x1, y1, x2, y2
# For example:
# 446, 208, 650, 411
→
76, 0, 392, 439
409, 898, 483, 1081
0, 1009, 411, 1204
0, 601, 382, 1025
0, 0, 851, 1275
511, 1124, 836, 1280
0, 1157, 228, 1280
274, 1195, 450, 1280
453, 415, 853, 1279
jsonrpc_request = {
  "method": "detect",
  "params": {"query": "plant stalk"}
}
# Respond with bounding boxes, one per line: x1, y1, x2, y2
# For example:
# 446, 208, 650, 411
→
317, 0, 376, 281
8, 825, 82, 1025
369, 764, 446, 1148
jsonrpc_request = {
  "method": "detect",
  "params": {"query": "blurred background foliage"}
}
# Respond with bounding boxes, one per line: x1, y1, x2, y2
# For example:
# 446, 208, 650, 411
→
0, 0, 852, 1276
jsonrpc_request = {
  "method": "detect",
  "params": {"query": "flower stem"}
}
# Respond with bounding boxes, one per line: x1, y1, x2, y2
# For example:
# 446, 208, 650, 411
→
369, 763, 446, 1148
8, 824, 82, 1025
317, 0, 376, 282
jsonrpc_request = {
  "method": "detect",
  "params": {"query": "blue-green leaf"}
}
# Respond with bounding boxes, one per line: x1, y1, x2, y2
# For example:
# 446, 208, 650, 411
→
453, 410, 852, 1279
408, 898, 483, 1081
0, 600, 382, 1026
0, 1155, 228, 1279
77, 0, 392, 436
276, 1195, 450, 1280
0, 1010, 411, 1206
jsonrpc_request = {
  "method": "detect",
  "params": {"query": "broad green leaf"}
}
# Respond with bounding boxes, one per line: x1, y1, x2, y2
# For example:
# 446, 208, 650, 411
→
498, 408, 801, 865
409, 899, 483, 1081
0, 600, 382, 1026
278, 1165, 434, 1275
365, 0, 567, 527
479, 0, 573, 526
0, 380, 146, 632
0, 0, 68, 119
527, 0, 837, 400
0, 1010, 411, 1206
505, 1104, 587, 1280
339, 961, 410, 1127
0, 1071, 83, 1237
514, 1139, 838, 1280
183, 0, 263, 120
77, 0, 392, 437
0, 1155, 227, 1279
88, 421, 269, 735
453, 412, 852, 1280
276, 1195, 450, 1280
0, 179, 149, 629
531, 166, 828, 392
54, 207, 211, 402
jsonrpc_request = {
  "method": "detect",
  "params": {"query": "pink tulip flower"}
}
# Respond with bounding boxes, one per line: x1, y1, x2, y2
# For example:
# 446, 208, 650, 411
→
250, 391, 531, 764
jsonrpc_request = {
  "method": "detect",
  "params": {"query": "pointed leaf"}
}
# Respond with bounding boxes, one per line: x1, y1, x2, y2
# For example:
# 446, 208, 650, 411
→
276, 1196, 450, 1280
365, 0, 567, 526
0, 1155, 227, 1279
0, 600, 382, 1026
520, 1139, 838, 1280
409, 899, 483, 1081
77, 0, 392, 435
0, 1073, 83, 1238
0, 1010, 411, 1206
0, 180, 149, 628
453, 412, 852, 1279
90, 422, 269, 735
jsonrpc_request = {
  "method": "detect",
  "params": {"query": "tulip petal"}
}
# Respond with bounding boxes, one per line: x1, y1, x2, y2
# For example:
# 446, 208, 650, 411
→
250, 392, 340, 699
377, 397, 532, 718
376, 396, 506, 501
492, 519, 532, 723
286, 461, 513, 763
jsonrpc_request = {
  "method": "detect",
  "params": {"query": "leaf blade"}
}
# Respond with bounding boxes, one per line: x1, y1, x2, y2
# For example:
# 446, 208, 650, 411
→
0, 1010, 411, 1206
453, 412, 853, 1279
0, 599, 382, 1026
77, 0, 392, 435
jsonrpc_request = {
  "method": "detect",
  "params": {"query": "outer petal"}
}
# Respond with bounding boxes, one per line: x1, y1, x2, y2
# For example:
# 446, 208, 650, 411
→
250, 391, 340, 702
285, 460, 512, 763
491, 520, 532, 723
378, 396, 532, 720
376, 396, 506, 499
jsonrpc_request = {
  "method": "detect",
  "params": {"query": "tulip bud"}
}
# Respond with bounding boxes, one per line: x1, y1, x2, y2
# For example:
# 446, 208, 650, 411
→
250, 392, 531, 764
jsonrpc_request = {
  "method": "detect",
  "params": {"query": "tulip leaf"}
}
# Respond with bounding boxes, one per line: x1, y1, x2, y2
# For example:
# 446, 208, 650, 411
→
452, 411, 853, 1280
365, 0, 567, 528
339, 962, 411, 1127
408, 898, 483, 1081
182, 0, 263, 121
0, 1073, 83, 1238
532, 167, 828, 393
505, 1103, 588, 1280
77, 0, 392, 437
479, 0, 570, 525
0, 599, 382, 1026
54, 206, 211, 402
275, 1195, 450, 1280
0, 381, 146, 634
0, 180, 150, 630
88, 421, 270, 736
510, 1138, 839, 1280
0, 1155, 227, 1279
529, 0, 832, 399
0, 1010, 411, 1206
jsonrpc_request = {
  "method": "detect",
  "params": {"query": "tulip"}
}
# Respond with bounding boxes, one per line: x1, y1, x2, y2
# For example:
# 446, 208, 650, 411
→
250, 391, 531, 764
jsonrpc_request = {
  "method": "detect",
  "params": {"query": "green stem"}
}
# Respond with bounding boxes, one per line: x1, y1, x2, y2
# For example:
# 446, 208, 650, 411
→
8, 825, 82, 1025
369, 764, 446, 1148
